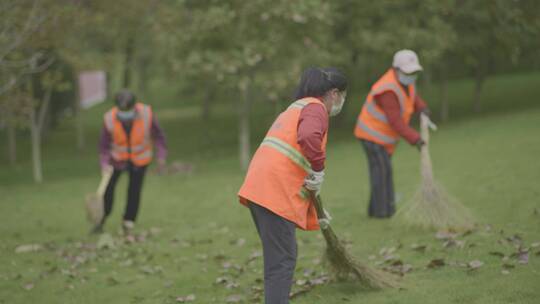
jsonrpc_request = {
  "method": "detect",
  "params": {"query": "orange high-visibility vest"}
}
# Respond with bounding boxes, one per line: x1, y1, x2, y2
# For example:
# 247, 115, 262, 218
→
104, 102, 153, 166
354, 69, 416, 154
238, 97, 328, 231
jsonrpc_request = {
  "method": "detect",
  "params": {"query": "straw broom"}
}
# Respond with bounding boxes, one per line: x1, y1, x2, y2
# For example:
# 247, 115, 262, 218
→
85, 169, 113, 225
397, 114, 474, 231
309, 191, 399, 289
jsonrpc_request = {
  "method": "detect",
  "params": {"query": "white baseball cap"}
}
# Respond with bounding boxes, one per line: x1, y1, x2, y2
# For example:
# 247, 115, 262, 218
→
392, 49, 423, 74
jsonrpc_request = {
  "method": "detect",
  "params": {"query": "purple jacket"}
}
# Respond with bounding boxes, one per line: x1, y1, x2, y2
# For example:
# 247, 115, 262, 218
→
99, 109, 167, 169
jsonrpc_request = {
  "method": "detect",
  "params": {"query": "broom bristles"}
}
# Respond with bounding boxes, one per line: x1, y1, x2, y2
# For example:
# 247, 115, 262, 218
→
311, 193, 399, 289
85, 194, 104, 225
397, 116, 474, 231
321, 225, 400, 289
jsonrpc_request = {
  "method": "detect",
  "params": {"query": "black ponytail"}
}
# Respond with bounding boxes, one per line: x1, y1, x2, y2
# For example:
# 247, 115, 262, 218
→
293, 67, 347, 100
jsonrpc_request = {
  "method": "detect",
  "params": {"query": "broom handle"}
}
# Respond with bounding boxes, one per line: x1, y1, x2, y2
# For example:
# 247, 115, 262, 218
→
420, 113, 430, 145
96, 169, 113, 196
308, 189, 327, 220
419, 113, 434, 181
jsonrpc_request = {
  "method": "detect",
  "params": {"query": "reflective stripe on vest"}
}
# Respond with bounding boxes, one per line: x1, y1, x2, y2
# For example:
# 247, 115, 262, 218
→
287, 99, 311, 110
356, 121, 398, 144
133, 149, 153, 161
260, 136, 311, 172
364, 102, 388, 123
105, 111, 114, 133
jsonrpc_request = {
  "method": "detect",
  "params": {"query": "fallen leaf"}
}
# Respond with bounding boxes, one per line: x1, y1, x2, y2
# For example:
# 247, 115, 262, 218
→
379, 247, 396, 256
309, 275, 330, 285
443, 239, 465, 249
289, 286, 313, 299
501, 270, 510, 275
15, 244, 43, 253
467, 260, 484, 270
196, 254, 208, 261
427, 259, 445, 268
435, 231, 458, 240
502, 263, 515, 269
215, 277, 229, 284
401, 264, 413, 274
175, 294, 196, 302
97, 234, 115, 250
488, 251, 505, 258
106, 276, 120, 286
517, 251, 529, 264
225, 294, 243, 303
302, 268, 314, 278
461, 230, 474, 237
447, 261, 468, 268
23, 283, 34, 290
410, 244, 427, 253
390, 260, 403, 266
383, 254, 400, 263
506, 234, 522, 246
225, 281, 239, 289
248, 250, 262, 262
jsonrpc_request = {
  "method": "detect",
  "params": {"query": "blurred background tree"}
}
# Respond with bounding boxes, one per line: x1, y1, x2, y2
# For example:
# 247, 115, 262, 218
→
1, 0, 539, 177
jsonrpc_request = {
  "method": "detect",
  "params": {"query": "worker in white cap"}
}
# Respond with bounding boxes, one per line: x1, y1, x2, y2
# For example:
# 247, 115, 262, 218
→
353, 49, 432, 218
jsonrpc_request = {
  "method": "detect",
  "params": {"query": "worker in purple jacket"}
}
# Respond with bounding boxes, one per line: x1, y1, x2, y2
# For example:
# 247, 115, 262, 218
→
93, 90, 167, 235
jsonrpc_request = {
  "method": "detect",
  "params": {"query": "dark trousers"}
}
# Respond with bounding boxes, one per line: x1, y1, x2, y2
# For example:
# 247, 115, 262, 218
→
103, 164, 148, 222
249, 202, 297, 304
360, 140, 395, 218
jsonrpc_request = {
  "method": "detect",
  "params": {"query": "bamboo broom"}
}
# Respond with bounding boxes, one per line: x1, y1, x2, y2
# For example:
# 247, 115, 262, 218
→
396, 114, 474, 231
309, 191, 399, 289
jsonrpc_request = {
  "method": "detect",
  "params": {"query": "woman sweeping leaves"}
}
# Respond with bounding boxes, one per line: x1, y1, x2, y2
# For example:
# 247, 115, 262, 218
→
238, 67, 347, 304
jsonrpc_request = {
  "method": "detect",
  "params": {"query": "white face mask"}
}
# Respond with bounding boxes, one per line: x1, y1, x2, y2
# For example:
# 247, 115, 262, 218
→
397, 71, 418, 86
117, 109, 136, 121
330, 94, 346, 117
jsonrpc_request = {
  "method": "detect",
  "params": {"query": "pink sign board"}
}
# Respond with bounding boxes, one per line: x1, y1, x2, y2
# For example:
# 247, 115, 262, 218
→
78, 71, 107, 109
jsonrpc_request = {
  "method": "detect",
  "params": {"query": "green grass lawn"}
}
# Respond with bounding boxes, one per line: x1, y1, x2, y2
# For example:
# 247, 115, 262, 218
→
1, 73, 540, 303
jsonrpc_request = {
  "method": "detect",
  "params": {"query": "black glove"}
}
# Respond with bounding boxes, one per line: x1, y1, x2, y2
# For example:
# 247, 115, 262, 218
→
415, 139, 425, 151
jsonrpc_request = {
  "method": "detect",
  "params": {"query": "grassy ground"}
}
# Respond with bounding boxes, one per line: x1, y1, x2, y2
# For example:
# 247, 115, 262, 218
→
1, 73, 539, 303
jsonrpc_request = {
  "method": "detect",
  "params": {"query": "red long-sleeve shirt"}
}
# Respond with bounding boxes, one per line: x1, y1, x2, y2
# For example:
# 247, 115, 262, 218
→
297, 103, 328, 172
374, 91, 427, 145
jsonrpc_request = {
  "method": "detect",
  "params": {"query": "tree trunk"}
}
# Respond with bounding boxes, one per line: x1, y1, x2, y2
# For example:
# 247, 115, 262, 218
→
439, 74, 449, 122
30, 109, 43, 183
29, 86, 52, 183
238, 80, 252, 171
75, 92, 85, 151
7, 122, 16, 165
473, 67, 485, 113
201, 85, 213, 121
123, 37, 135, 88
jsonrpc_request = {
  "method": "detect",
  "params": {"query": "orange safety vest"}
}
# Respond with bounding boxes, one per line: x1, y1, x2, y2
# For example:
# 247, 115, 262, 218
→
238, 97, 328, 231
104, 102, 153, 166
354, 69, 416, 154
